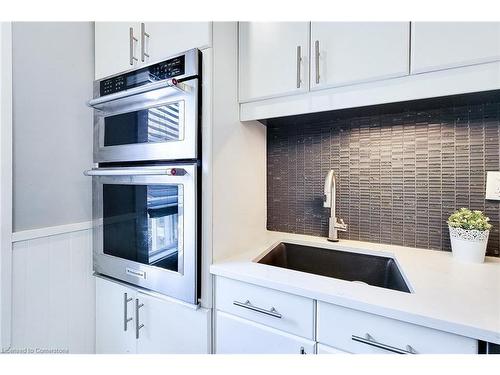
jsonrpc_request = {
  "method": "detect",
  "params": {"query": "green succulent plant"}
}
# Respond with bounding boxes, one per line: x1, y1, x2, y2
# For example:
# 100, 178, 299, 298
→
448, 208, 492, 231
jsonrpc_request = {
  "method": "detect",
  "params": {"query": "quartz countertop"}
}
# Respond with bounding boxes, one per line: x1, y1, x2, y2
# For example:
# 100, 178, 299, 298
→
210, 231, 500, 344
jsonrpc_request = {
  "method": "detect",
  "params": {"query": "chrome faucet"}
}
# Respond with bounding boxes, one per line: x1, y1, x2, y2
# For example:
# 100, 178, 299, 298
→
324, 170, 347, 242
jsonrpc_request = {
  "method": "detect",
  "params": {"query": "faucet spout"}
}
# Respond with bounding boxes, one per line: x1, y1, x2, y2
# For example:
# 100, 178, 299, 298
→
324, 170, 347, 242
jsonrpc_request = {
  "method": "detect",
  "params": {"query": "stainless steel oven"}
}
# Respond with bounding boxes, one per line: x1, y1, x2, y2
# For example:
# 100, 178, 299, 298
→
84, 163, 198, 304
88, 49, 200, 163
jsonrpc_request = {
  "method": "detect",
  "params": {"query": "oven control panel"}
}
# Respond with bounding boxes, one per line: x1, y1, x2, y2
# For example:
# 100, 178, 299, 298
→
100, 55, 186, 96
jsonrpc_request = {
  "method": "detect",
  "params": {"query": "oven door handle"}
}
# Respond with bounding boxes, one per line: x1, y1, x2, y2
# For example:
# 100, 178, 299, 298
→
87, 78, 190, 109
83, 168, 186, 177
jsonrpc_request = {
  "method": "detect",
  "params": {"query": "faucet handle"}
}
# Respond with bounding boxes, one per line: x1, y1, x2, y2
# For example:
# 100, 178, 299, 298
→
336, 218, 347, 231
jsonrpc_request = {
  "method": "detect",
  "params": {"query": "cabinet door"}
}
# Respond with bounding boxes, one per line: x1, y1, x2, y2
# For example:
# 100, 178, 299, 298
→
411, 22, 500, 74
215, 311, 315, 354
139, 22, 211, 65
135, 292, 211, 354
95, 22, 141, 79
310, 22, 410, 90
239, 22, 310, 102
95, 277, 136, 354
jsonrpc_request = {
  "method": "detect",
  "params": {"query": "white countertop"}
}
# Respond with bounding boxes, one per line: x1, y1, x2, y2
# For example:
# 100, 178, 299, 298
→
210, 231, 500, 344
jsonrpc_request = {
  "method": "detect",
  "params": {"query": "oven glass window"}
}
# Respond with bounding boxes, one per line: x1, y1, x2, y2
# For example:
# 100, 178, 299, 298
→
103, 101, 184, 146
102, 184, 183, 273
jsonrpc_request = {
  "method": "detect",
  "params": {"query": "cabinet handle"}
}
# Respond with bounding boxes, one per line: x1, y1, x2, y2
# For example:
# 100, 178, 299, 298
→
233, 300, 282, 319
141, 23, 150, 62
129, 27, 138, 65
352, 334, 416, 354
123, 293, 133, 331
135, 298, 144, 339
296, 45, 302, 88
314, 40, 320, 84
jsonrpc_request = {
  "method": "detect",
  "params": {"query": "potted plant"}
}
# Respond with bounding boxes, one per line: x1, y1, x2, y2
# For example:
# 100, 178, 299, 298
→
447, 208, 492, 263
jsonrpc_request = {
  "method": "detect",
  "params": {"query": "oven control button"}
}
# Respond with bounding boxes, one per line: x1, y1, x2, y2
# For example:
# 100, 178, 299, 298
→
166, 168, 186, 176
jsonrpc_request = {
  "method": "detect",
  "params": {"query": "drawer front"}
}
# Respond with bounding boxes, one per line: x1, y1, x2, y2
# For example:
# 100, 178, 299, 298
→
216, 311, 316, 354
318, 302, 478, 354
215, 276, 315, 339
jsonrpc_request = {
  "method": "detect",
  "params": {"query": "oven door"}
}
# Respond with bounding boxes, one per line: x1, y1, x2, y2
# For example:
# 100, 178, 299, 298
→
86, 164, 198, 304
90, 78, 198, 163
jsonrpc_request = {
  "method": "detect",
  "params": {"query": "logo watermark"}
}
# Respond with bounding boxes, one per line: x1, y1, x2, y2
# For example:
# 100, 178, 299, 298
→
1, 347, 69, 354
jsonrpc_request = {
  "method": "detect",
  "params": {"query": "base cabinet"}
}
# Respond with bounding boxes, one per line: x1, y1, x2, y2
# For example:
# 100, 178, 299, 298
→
317, 302, 478, 354
96, 277, 136, 354
96, 277, 210, 354
216, 311, 315, 354
214, 275, 479, 355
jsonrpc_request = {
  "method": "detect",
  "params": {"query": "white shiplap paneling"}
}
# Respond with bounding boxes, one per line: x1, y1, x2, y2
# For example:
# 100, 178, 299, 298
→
11, 228, 95, 353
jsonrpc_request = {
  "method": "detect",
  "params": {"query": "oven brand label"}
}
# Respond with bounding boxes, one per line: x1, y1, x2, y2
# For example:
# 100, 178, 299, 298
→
126, 268, 146, 279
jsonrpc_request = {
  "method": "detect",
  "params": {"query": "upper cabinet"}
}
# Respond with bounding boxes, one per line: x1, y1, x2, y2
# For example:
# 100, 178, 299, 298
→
310, 22, 410, 90
140, 22, 212, 66
238, 22, 500, 121
238, 22, 310, 102
95, 22, 212, 80
411, 22, 500, 74
95, 22, 141, 80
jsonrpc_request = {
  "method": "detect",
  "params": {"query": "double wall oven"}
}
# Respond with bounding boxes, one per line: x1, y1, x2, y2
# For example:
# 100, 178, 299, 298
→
85, 49, 201, 304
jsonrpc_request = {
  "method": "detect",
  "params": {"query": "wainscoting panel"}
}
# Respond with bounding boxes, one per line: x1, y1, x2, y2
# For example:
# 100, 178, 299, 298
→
11, 227, 95, 353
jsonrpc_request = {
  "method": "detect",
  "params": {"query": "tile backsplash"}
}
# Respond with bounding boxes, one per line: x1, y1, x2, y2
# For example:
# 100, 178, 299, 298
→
267, 96, 500, 256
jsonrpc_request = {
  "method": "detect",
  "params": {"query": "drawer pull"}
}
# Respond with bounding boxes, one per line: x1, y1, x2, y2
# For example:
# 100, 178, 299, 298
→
352, 334, 416, 354
233, 300, 283, 319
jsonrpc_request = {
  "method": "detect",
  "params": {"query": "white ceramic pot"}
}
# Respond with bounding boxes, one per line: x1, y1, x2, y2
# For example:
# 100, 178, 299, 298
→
449, 226, 489, 263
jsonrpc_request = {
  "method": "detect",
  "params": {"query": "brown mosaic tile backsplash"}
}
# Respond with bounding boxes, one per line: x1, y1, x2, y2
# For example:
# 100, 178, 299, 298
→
267, 98, 500, 256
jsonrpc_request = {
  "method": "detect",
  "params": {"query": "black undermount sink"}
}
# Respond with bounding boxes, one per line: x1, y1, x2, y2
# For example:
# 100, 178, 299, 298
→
257, 242, 411, 293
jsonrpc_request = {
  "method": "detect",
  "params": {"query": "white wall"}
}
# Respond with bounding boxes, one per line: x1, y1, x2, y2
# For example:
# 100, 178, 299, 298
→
212, 22, 267, 261
9, 22, 95, 353
1, 22, 13, 350
12, 22, 94, 232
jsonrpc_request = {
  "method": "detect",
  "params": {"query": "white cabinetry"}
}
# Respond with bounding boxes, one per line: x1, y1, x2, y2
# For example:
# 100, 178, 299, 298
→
95, 22, 141, 79
96, 277, 210, 354
141, 22, 211, 66
135, 291, 210, 354
317, 302, 478, 354
216, 311, 315, 354
95, 22, 212, 79
214, 276, 479, 355
238, 22, 310, 102
214, 276, 315, 354
310, 22, 410, 90
215, 276, 314, 339
239, 21, 500, 121
411, 22, 500, 74
96, 276, 136, 354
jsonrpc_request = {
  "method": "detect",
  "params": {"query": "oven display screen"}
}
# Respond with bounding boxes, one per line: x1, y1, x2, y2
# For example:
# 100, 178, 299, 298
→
100, 55, 186, 96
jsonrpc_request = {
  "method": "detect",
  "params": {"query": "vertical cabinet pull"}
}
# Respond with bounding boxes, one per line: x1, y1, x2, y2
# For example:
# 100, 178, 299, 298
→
296, 45, 302, 88
141, 23, 150, 62
129, 27, 138, 65
123, 293, 133, 331
135, 298, 144, 339
314, 40, 320, 84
